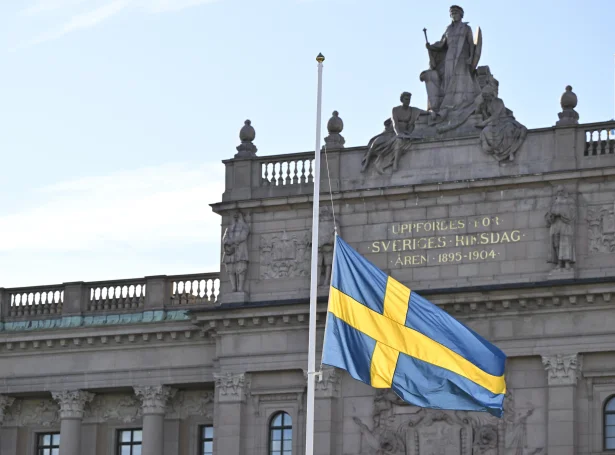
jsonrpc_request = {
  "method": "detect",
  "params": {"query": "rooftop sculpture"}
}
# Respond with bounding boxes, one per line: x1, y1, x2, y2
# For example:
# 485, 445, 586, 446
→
360, 4, 528, 173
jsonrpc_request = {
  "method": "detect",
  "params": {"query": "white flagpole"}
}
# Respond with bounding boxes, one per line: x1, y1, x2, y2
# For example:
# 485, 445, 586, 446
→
305, 52, 325, 455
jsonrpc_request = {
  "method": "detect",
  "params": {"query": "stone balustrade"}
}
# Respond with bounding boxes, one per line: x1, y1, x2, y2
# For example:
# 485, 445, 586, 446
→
221, 121, 615, 204
259, 153, 315, 187
0, 273, 220, 325
170, 273, 220, 306
88, 279, 146, 312
4, 285, 64, 318
584, 122, 615, 156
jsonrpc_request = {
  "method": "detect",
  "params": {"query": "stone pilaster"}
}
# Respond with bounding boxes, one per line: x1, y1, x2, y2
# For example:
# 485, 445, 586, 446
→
0, 395, 15, 424
0, 396, 17, 455
542, 353, 580, 455
214, 373, 248, 455
134, 385, 176, 455
313, 367, 341, 455
52, 390, 94, 455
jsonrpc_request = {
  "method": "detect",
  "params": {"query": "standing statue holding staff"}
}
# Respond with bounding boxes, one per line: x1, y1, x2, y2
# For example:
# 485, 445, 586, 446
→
420, 5, 482, 131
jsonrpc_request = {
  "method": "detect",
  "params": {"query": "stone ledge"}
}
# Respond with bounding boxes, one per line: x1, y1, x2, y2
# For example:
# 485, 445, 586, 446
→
211, 165, 615, 212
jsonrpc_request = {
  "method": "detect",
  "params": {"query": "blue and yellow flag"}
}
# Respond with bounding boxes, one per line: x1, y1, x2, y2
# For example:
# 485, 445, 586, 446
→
322, 237, 507, 417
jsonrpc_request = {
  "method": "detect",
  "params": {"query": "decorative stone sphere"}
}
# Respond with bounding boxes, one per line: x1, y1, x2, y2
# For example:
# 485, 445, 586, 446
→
327, 111, 344, 134
239, 119, 255, 142
560, 85, 577, 110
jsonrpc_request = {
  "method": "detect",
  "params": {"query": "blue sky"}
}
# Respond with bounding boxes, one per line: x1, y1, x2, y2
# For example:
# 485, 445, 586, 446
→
0, 0, 614, 287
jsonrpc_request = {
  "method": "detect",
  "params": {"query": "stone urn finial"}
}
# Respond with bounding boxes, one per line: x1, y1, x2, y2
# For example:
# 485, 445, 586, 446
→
323, 110, 345, 150
556, 85, 579, 126
235, 119, 258, 158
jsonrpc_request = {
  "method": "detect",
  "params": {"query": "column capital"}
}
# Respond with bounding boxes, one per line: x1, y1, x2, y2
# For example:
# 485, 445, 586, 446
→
133, 385, 176, 415
0, 395, 15, 423
52, 390, 95, 419
304, 367, 341, 398
542, 353, 581, 386
214, 372, 249, 402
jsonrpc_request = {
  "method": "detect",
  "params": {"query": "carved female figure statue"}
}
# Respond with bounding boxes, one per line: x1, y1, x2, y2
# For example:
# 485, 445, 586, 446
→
423, 5, 481, 129
545, 187, 576, 270
222, 211, 250, 292
475, 84, 528, 162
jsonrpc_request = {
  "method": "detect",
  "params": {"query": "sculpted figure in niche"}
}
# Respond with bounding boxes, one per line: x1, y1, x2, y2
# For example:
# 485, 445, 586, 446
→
422, 5, 481, 131
318, 206, 340, 286
545, 186, 576, 270
222, 211, 250, 292
475, 83, 527, 162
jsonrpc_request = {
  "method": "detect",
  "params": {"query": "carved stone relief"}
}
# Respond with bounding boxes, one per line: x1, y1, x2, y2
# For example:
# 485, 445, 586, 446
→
166, 390, 214, 419
353, 388, 543, 455
502, 390, 543, 455
2, 398, 59, 427
260, 230, 310, 279
542, 354, 579, 386
0, 396, 15, 424
587, 202, 615, 253
84, 393, 141, 423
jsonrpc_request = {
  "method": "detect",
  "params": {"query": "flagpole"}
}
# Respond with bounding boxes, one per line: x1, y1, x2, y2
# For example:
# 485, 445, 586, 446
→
305, 52, 325, 455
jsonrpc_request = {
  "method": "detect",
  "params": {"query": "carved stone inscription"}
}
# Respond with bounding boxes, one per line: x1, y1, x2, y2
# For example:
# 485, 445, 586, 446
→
367, 215, 526, 267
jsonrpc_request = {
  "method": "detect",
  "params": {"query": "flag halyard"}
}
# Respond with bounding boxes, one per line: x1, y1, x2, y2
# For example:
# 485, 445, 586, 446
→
322, 236, 507, 417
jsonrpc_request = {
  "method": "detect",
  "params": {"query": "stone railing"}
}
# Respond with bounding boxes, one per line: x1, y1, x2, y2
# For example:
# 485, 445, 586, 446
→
3, 285, 64, 318
222, 122, 615, 202
88, 279, 147, 312
169, 273, 220, 306
584, 122, 615, 156
0, 273, 221, 323
259, 153, 315, 187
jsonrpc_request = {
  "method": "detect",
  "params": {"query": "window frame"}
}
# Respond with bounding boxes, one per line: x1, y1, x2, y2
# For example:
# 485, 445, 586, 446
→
606, 395, 615, 451
36, 432, 60, 455
198, 424, 214, 455
268, 411, 293, 455
116, 428, 143, 455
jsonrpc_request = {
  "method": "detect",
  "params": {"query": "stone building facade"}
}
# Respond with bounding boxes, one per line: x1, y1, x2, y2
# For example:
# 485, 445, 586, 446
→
2, 11, 615, 455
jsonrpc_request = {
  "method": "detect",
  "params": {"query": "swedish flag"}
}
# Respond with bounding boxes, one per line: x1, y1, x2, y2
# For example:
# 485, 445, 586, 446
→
322, 237, 507, 417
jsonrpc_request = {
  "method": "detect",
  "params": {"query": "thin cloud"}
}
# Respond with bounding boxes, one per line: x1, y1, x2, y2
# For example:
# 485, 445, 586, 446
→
20, 0, 219, 46
20, 0, 88, 15
0, 162, 225, 253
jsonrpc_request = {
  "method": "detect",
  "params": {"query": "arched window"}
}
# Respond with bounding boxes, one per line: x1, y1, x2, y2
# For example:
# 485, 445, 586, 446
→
269, 411, 292, 455
605, 396, 615, 449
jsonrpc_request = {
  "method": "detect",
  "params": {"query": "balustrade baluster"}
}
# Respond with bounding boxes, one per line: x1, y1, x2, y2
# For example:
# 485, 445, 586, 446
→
262, 163, 270, 186
308, 159, 314, 183
276, 162, 283, 186
292, 161, 299, 184
206, 279, 213, 301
